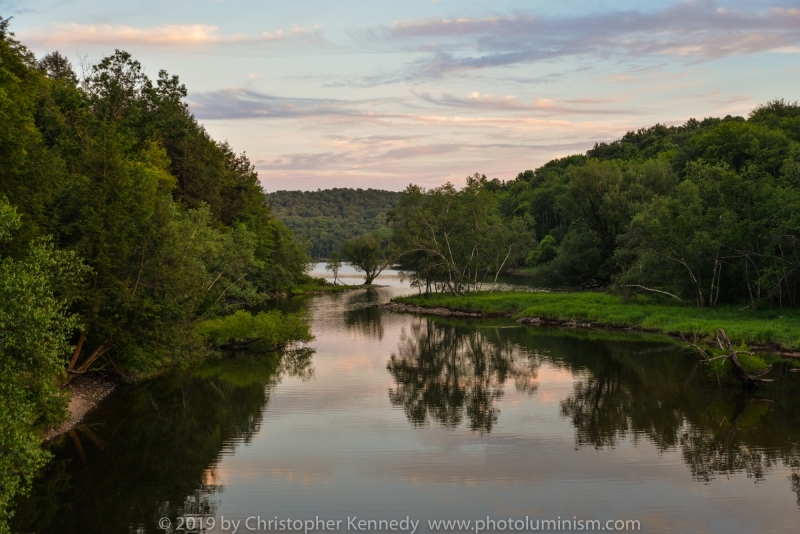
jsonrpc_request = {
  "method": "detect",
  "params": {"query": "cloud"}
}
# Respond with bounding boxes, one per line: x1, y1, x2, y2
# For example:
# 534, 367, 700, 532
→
189, 88, 392, 120
190, 87, 634, 128
412, 91, 632, 115
257, 140, 598, 174
19, 22, 322, 47
360, 2, 800, 78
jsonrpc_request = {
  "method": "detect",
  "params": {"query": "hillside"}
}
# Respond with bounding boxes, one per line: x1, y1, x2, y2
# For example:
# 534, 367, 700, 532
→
268, 188, 402, 258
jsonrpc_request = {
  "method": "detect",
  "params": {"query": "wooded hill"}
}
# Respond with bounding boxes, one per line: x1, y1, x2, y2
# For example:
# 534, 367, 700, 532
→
388, 101, 800, 308
268, 188, 401, 258
0, 19, 310, 530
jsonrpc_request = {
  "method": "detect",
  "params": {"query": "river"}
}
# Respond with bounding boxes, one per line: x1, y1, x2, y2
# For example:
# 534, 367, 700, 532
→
12, 265, 800, 533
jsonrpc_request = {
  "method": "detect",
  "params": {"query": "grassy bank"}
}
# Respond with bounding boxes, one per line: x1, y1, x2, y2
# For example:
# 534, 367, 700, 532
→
394, 291, 800, 350
288, 283, 363, 295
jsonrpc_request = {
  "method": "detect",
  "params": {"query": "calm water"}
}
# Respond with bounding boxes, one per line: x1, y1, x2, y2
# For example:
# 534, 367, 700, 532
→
13, 267, 800, 534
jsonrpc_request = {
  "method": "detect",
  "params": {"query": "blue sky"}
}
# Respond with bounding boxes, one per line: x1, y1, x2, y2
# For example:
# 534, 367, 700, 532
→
3, 0, 799, 191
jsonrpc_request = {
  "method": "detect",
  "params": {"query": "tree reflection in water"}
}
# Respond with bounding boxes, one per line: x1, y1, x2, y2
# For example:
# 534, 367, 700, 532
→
389, 320, 800, 504
387, 318, 539, 434
550, 332, 800, 506
12, 349, 314, 534
344, 289, 385, 341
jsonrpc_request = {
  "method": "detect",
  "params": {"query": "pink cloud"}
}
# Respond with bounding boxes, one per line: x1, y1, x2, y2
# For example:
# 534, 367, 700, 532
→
20, 22, 322, 47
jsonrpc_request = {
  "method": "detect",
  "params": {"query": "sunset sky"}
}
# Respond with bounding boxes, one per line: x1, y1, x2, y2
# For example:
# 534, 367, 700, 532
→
3, 0, 799, 191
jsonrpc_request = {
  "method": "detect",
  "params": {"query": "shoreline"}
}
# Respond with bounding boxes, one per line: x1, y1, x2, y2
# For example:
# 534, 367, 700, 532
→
44, 375, 118, 441
383, 299, 800, 356
382, 301, 502, 317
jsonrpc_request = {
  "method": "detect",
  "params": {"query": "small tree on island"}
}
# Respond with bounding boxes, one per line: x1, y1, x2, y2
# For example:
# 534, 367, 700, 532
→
325, 251, 342, 285
341, 231, 393, 285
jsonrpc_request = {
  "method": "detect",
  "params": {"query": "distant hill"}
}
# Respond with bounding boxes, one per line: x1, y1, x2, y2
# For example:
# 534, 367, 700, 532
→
268, 188, 402, 258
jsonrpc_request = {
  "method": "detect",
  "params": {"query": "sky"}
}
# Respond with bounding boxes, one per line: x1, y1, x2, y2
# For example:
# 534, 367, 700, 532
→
3, 0, 800, 191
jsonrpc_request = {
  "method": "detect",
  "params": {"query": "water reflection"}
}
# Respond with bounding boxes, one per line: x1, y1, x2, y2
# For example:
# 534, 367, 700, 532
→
388, 320, 800, 504
550, 335, 800, 501
387, 318, 539, 434
12, 351, 313, 534
13, 287, 800, 533
344, 289, 385, 340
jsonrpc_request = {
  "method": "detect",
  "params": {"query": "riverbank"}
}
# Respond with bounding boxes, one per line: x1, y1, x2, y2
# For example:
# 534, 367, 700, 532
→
391, 291, 800, 352
286, 282, 393, 296
44, 375, 118, 441
286, 283, 363, 296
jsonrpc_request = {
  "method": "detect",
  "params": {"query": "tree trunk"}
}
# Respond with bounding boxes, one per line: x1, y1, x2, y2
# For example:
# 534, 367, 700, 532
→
717, 328, 769, 390
68, 332, 86, 370
74, 335, 112, 374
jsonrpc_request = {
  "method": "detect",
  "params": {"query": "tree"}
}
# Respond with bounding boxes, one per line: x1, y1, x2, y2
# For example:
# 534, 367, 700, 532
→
341, 231, 393, 285
325, 251, 342, 285
0, 198, 86, 534
0, 22, 319, 527
389, 175, 534, 294
615, 161, 800, 307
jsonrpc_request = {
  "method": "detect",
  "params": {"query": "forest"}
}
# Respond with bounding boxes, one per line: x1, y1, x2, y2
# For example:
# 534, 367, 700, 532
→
268, 188, 400, 258
387, 101, 800, 308
0, 19, 312, 531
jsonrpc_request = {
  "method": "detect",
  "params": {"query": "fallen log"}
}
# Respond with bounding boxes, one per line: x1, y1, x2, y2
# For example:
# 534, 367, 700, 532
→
716, 327, 773, 390
683, 328, 774, 390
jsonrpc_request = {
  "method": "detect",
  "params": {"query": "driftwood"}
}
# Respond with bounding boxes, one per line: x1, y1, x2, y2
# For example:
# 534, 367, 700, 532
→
716, 328, 773, 390
685, 328, 773, 390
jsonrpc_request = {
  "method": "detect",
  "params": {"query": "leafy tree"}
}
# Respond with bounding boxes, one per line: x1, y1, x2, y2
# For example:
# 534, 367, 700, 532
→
616, 162, 800, 307
389, 175, 534, 294
325, 251, 342, 285
526, 235, 557, 266
0, 199, 86, 534
341, 231, 393, 285
0, 20, 317, 526
490, 102, 800, 305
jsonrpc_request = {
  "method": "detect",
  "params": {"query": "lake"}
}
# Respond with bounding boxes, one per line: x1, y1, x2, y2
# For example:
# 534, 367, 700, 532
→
13, 266, 800, 533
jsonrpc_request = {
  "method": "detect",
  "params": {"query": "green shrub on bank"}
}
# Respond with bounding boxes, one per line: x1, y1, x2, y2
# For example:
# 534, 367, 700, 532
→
198, 310, 313, 350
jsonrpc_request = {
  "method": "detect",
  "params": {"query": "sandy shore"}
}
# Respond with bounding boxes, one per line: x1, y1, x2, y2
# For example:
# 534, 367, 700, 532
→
44, 375, 117, 441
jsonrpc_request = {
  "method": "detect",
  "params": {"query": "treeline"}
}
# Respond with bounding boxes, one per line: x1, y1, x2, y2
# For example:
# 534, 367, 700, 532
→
388, 101, 800, 307
268, 188, 401, 258
0, 19, 310, 531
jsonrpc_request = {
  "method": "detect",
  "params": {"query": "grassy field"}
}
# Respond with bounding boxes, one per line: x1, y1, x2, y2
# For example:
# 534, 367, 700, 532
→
395, 291, 800, 350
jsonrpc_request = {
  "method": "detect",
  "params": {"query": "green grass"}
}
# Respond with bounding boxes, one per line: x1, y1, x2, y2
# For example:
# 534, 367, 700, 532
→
395, 291, 800, 350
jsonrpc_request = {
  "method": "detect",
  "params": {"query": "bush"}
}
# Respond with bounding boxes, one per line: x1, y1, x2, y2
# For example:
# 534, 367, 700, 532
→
197, 310, 313, 350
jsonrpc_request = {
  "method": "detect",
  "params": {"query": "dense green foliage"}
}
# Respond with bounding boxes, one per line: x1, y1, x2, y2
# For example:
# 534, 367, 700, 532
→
388, 174, 534, 294
493, 105, 800, 307
389, 102, 800, 308
0, 200, 86, 531
268, 188, 401, 258
0, 20, 311, 529
396, 292, 800, 349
